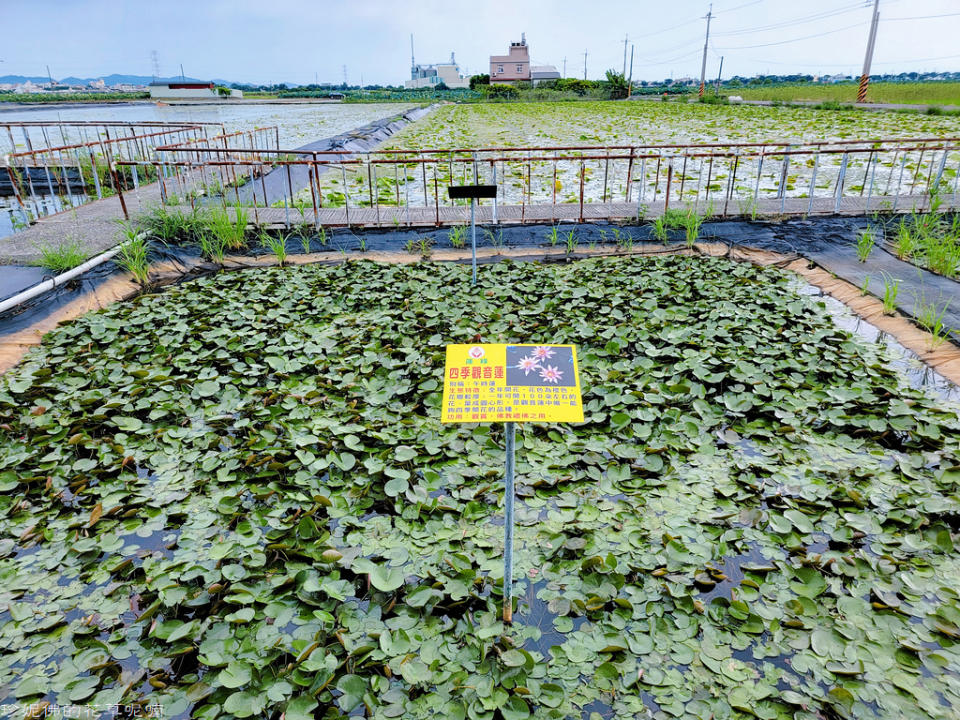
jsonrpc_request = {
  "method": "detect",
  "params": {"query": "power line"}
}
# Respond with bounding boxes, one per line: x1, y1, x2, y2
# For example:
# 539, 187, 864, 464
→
884, 12, 960, 21
712, 2, 867, 37
714, 21, 866, 51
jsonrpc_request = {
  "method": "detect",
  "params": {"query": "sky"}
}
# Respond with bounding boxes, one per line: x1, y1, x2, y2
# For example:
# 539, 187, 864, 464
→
3, 0, 960, 86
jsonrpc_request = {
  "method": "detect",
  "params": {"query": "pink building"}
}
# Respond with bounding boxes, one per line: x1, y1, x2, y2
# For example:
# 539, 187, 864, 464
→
490, 34, 531, 83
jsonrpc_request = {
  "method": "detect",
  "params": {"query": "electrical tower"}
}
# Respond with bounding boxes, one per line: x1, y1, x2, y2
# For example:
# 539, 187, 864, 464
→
150, 50, 160, 82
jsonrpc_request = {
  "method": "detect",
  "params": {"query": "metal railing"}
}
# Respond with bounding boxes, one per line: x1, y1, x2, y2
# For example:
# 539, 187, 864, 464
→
8, 126, 960, 231
1, 120, 226, 226
105, 135, 960, 227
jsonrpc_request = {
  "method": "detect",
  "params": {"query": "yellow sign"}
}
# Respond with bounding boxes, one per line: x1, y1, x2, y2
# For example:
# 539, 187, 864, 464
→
441, 344, 584, 423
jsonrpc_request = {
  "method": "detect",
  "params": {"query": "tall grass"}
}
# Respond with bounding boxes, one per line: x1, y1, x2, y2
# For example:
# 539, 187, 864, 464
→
115, 222, 151, 285
856, 228, 876, 262
887, 212, 960, 278
35, 239, 86, 273
735, 82, 960, 107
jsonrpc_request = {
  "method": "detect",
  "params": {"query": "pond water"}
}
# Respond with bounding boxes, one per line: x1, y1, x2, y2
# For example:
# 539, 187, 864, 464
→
0, 102, 415, 240
0, 102, 416, 151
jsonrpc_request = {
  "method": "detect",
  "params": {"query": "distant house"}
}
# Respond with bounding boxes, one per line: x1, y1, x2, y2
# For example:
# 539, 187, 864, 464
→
405, 53, 469, 89
490, 35, 531, 83
531, 65, 561, 84
149, 81, 242, 99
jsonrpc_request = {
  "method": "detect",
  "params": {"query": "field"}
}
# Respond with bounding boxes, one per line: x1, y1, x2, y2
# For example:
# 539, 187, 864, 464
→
3, 256, 960, 719
308, 101, 960, 211
735, 82, 960, 107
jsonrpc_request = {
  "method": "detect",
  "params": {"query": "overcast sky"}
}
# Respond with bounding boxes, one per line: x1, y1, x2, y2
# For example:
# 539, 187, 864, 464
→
3, 0, 960, 85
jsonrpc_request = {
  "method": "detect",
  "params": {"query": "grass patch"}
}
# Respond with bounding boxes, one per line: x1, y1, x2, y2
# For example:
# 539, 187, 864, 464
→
34, 239, 85, 273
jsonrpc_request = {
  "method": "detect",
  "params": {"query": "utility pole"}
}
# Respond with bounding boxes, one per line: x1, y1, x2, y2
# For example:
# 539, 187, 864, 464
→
715, 56, 724, 95
622, 34, 628, 77
699, 4, 713, 98
583, 50, 588, 81
180, 64, 185, 82
627, 45, 634, 98
858, 0, 880, 103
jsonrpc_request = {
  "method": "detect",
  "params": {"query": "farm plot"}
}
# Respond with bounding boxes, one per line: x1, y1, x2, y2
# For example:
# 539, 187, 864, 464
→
2, 256, 960, 719
308, 102, 960, 212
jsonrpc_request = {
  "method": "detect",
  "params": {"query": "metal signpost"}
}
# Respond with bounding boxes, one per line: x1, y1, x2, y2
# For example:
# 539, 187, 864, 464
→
447, 184, 497, 285
441, 344, 584, 622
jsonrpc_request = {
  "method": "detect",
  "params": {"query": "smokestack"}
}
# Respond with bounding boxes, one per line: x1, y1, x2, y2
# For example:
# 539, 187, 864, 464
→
451, 51, 456, 65
410, 34, 415, 71
521, 32, 526, 44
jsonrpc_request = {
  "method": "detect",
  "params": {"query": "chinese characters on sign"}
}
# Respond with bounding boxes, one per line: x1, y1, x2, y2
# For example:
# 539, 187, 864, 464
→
441, 344, 584, 423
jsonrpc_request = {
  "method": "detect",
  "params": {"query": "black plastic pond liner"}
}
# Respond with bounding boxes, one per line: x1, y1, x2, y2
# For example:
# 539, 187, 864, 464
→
751, 217, 960, 338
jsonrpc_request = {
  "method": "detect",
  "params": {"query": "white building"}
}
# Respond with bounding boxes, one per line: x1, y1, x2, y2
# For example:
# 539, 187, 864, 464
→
149, 81, 242, 99
405, 53, 469, 89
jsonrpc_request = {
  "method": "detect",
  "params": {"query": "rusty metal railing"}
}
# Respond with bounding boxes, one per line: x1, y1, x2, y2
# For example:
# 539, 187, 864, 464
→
1, 120, 226, 228
103, 136, 960, 228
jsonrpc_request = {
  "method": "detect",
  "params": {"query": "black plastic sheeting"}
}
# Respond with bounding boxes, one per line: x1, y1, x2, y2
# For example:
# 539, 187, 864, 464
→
2, 216, 958, 348
233, 105, 437, 207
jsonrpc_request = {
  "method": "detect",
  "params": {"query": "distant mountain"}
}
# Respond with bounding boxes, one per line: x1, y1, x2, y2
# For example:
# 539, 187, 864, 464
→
60, 74, 211, 85
0, 73, 229, 86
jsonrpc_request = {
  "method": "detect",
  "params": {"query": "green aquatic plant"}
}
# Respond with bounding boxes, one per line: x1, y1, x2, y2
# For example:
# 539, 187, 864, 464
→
546, 224, 561, 246
448, 224, 467, 248
3, 256, 960, 720
485, 227, 504, 248
856, 227, 876, 263
915, 295, 952, 349
34, 238, 86, 273
261, 232, 289, 266
682, 209, 706, 248
652, 216, 668, 243
894, 220, 918, 260
881, 272, 900, 314
115, 223, 151, 285
564, 228, 578, 254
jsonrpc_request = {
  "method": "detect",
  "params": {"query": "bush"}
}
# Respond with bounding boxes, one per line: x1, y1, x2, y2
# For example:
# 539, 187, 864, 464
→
469, 74, 490, 90
482, 84, 520, 100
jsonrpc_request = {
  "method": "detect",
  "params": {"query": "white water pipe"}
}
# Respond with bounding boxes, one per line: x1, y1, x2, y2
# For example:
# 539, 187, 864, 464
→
0, 234, 144, 315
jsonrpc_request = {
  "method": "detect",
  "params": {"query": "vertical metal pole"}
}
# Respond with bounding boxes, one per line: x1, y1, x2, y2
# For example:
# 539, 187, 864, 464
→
502, 421, 516, 624
953, 153, 960, 207
866, 155, 878, 213
893, 153, 907, 213
578, 159, 585, 223
835, 153, 849, 214
87, 147, 103, 200
933, 149, 949, 195
753, 151, 765, 205
342, 165, 351, 225
471, 198, 477, 286
637, 157, 646, 220
780, 149, 790, 215
695, 159, 704, 214
808, 152, 820, 216
492, 161, 499, 224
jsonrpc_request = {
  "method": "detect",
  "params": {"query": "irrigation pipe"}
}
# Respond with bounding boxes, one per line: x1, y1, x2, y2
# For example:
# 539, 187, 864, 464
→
0, 233, 145, 315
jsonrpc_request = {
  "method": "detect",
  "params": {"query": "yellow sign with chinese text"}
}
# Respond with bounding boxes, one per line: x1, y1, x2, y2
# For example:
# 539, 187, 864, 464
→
441, 344, 584, 423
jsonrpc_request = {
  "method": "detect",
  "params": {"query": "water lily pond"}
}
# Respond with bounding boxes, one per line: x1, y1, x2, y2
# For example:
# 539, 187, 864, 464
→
2, 256, 960, 720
